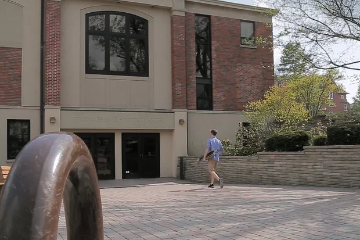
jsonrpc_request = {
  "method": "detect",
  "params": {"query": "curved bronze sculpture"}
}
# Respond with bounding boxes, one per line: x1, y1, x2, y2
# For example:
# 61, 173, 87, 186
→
0, 133, 104, 240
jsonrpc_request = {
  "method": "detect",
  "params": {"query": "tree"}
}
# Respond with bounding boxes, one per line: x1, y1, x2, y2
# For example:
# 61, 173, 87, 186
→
351, 84, 360, 118
257, 0, 360, 71
223, 84, 309, 156
247, 70, 342, 123
277, 42, 314, 77
246, 84, 309, 130
287, 70, 341, 117
222, 70, 342, 156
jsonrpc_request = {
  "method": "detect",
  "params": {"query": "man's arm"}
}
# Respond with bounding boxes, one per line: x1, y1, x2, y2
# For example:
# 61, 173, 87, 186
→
219, 140, 224, 153
203, 139, 210, 160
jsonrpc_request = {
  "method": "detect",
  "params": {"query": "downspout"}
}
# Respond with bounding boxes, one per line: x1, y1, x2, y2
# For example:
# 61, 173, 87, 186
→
40, 0, 46, 134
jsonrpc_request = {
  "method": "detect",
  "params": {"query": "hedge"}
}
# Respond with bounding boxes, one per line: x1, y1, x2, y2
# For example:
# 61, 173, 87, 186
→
313, 135, 327, 146
265, 131, 310, 152
327, 124, 360, 145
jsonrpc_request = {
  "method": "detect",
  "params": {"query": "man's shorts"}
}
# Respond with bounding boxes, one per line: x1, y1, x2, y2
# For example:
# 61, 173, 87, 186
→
208, 159, 218, 173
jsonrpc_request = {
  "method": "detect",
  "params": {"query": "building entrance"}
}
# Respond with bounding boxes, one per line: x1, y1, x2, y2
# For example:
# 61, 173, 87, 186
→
122, 133, 160, 179
75, 133, 115, 180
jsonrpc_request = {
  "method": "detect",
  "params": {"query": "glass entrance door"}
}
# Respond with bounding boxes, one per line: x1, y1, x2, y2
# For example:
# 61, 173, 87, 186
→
122, 133, 160, 179
122, 134, 140, 179
75, 133, 115, 180
95, 134, 115, 180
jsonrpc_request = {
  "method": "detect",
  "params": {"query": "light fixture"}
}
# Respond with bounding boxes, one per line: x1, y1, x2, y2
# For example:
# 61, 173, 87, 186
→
50, 117, 56, 124
179, 119, 185, 125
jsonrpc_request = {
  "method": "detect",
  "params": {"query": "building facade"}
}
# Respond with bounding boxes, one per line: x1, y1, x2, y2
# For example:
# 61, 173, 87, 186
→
0, 0, 274, 180
325, 91, 349, 113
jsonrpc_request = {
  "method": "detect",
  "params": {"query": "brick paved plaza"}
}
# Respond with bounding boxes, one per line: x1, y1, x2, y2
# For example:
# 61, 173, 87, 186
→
57, 179, 360, 240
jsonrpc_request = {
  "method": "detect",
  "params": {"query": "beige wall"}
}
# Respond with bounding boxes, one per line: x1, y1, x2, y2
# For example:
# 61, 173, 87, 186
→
44, 107, 61, 133
60, 110, 175, 130
172, 111, 187, 176
0, 108, 40, 165
0, 0, 41, 107
0, 0, 23, 48
187, 111, 248, 156
185, 1, 272, 23
60, 0, 172, 110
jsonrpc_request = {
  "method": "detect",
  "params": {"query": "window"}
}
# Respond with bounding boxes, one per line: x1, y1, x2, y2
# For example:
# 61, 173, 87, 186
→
345, 104, 348, 111
7, 120, 30, 160
86, 12, 149, 76
341, 95, 345, 99
195, 15, 212, 110
241, 21, 255, 45
329, 91, 334, 99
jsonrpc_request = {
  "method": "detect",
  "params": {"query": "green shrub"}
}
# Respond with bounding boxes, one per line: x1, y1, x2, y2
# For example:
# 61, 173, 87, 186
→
327, 124, 360, 145
313, 135, 327, 146
265, 130, 310, 152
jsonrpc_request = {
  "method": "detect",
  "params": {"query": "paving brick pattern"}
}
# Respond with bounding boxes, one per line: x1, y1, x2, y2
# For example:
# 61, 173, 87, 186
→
58, 179, 360, 240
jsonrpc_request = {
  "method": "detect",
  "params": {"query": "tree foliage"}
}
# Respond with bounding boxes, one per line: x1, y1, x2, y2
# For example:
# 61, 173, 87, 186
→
257, 0, 360, 71
246, 85, 309, 129
277, 41, 314, 78
351, 84, 360, 118
287, 70, 342, 117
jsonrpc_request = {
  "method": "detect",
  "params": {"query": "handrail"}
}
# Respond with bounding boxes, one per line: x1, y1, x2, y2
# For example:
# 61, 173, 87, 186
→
0, 133, 104, 240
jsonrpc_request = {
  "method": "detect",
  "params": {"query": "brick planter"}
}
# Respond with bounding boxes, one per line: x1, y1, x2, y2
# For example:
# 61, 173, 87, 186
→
177, 146, 360, 188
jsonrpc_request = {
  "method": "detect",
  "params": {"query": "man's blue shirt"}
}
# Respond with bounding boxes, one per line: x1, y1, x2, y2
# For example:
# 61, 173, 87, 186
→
206, 136, 223, 161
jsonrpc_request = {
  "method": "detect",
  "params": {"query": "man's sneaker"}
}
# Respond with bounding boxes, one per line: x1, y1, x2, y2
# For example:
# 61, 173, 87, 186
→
219, 178, 224, 189
208, 184, 214, 188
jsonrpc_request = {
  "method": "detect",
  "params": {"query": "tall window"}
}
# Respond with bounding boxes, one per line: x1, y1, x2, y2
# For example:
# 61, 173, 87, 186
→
195, 15, 212, 110
7, 119, 30, 160
86, 11, 149, 76
241, 21, 255, 45
329, 91, 334, 99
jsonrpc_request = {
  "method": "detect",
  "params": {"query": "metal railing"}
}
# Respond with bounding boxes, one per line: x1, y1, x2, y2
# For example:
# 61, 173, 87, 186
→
0, 133, 104, 240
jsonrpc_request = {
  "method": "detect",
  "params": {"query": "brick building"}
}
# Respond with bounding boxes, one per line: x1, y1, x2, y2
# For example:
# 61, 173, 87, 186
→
324, 91, 349, 113
0, 0, 274, 180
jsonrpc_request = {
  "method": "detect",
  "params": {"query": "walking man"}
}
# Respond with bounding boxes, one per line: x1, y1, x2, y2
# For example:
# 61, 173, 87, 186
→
203, 129, 224, 188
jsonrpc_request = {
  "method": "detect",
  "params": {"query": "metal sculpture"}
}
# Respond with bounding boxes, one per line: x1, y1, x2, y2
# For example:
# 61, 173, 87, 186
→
0, 133, 104, 240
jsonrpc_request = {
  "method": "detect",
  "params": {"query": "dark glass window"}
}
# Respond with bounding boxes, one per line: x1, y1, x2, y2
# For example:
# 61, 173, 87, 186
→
241, 21, 255, 45
86, 11, 149, 76
7, 119, 30, 160
195, 15, 213, 110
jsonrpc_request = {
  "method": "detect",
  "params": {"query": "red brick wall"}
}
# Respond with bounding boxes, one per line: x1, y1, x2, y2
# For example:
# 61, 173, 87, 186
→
0, 47, 22, 106
183, 14, 274, 111
171, 15, 187, 109
211, 17, 274, 111
325, 92, 349, 113
185, 13, 197, 110
45, 0, 61, 106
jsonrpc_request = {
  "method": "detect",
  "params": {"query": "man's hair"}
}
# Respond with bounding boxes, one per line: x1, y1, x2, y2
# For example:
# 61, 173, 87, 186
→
210, 129, 218, 136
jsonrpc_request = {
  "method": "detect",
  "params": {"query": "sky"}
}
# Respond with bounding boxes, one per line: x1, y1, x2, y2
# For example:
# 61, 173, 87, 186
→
225, 0, 360, 103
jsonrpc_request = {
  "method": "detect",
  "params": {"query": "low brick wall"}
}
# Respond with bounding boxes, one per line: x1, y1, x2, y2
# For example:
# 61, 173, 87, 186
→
177, 146, 360, 188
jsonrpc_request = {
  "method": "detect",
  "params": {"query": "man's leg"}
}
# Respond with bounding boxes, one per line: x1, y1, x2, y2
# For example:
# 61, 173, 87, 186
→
212, 161, 220, 182
208, 160, 219, 188
214, 161, 224, 189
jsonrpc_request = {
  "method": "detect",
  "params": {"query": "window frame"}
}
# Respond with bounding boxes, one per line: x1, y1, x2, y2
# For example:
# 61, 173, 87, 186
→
240, 20, 255, 46
7, 119, 31, 160
195, 14, 213, 111
85, 11, 149, 77
341, 95, 345, 99
329, 91, 334, 100
344, 104, 348, 111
